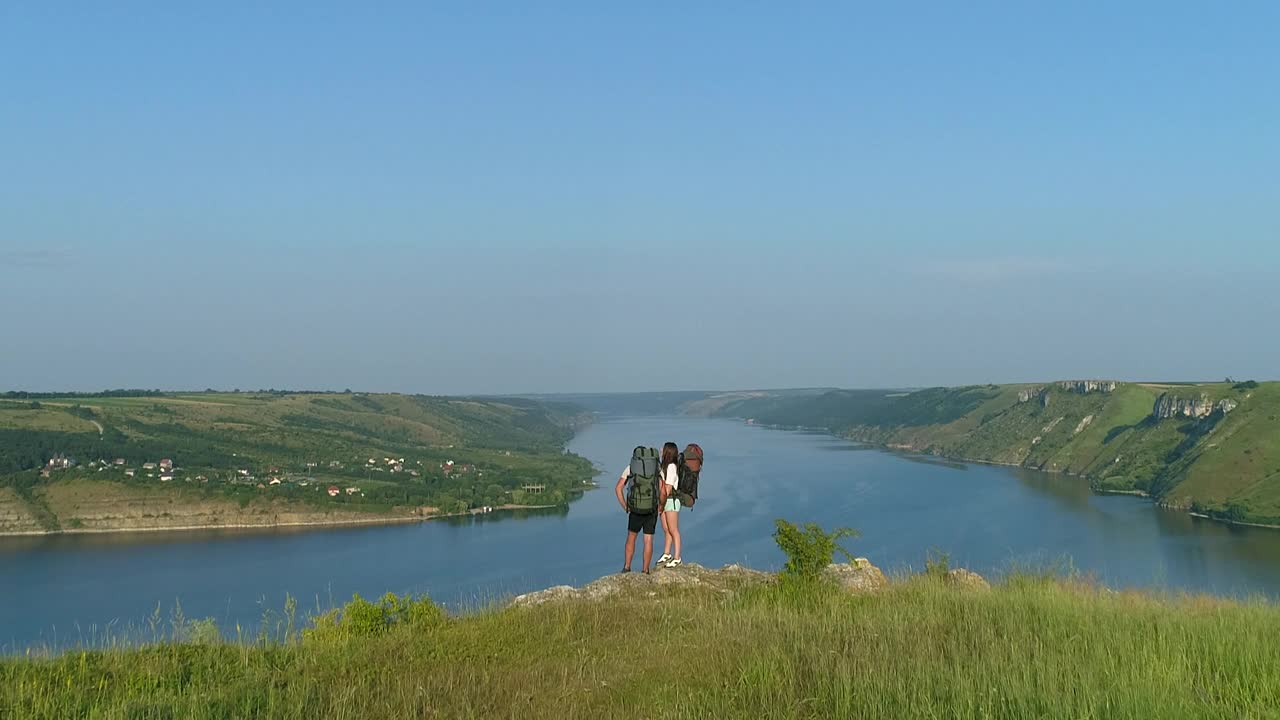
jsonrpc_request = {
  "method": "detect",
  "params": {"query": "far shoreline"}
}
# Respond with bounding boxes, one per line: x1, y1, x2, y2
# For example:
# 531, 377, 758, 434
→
751, 421, 1280, 534
0, 502, 570, 540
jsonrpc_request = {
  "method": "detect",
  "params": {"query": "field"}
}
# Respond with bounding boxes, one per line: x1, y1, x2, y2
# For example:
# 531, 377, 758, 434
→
3, 570, 1278, 719
0, 391, 594, 534
714, 381, 1280, 526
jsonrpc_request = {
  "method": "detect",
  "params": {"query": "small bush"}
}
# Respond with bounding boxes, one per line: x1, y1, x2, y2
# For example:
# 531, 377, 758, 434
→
924, 549, 950, 578
304, 592, 445, 643
773, 519, 858, 579
184, 618, 223, 645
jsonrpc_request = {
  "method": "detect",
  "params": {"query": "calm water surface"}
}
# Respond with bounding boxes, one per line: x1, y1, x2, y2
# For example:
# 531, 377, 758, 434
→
4, 416, 1280, 651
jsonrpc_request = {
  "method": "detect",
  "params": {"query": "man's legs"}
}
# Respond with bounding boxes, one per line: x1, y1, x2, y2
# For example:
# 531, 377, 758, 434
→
623, 530, 638, 571
642, 533, 654, 573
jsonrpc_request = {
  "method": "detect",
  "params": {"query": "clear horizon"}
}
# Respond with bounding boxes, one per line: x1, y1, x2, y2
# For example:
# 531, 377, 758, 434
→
4, 3, 1278, 394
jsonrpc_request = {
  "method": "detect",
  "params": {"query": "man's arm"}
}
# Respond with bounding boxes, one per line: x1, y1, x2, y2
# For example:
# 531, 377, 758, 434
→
615, 472, 629, 512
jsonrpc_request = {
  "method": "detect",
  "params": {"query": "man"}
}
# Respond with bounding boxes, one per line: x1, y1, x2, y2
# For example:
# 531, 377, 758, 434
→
615, 446, 668, 574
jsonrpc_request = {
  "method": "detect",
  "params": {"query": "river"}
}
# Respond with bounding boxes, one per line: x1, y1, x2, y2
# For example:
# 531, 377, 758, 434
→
4, 415, 1280, 652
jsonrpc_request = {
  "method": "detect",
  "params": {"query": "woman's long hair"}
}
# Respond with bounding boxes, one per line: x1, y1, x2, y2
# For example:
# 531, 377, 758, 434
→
661, 442, 680, 468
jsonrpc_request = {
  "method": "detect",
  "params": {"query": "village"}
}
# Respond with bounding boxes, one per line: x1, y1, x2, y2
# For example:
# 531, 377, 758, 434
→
36, 452, 490, 502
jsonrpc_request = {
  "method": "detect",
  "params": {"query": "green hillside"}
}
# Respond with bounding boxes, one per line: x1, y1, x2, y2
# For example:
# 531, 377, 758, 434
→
715, 381, 1280, 526
0, 391, 593, 533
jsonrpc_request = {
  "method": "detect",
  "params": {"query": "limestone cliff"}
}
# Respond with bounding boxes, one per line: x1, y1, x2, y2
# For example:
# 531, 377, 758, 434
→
1152, 394, 1238, 420
1017, 387, 1044, 403
1057, 380, 1118, 394
1019, 381, 1117, 405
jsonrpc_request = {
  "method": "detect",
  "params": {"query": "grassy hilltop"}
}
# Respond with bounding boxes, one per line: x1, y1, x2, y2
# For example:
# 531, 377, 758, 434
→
4, 559, 1279, 718
712, 380, 1280, 526
0, 391, 593, 534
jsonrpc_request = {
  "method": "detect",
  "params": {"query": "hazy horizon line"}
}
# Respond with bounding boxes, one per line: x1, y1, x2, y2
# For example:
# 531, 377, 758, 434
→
3, 377, 1268, 399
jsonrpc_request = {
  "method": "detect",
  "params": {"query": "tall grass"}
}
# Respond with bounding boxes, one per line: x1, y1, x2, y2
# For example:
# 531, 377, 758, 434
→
4, 573, 1279, 719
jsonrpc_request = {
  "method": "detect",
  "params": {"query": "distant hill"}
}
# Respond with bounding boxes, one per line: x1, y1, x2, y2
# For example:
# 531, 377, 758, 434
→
0, 391, 593, 535
540, 388, 836, 417
710, 380, 1280, 527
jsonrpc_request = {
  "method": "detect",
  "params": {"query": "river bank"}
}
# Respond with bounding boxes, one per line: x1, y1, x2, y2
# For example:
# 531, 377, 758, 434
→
771, 417, 1268, 535
0, 513, 428, 538
929, 445, 1280, 533
0, 474, 579, 540
0, 502, 574, 539
749, 420, 1278, 535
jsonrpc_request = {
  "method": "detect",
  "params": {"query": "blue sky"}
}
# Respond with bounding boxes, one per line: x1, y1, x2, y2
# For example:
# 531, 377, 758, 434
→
3, 3, 1277, 393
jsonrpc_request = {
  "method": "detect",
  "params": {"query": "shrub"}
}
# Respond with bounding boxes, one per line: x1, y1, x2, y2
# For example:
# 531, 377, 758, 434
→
304, 592, 445, 643
924, 548, 951, 578
184, 618, 223, 645
773, 519, 858, 579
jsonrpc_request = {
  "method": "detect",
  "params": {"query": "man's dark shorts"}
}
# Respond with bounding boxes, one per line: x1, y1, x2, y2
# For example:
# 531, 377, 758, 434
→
627, 511, 657, 535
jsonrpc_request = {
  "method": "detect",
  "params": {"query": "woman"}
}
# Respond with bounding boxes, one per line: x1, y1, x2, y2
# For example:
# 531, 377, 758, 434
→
657, 442, 683, 568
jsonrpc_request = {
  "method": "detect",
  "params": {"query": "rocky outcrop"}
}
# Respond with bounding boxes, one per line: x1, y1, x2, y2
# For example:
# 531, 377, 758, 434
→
510, 559, 995, 608
1057, 380, 1118, 395
944, 569, 991, 591
0, 488, 45, 534
1020, 381, 1115, 405
511, 562, 771, 606
1152, 394, 1238, 420
823, 558, 889, 594
1016, 387, 1054, 408
512, 558, 916, 607
1074, 415, 1094, 435
1042, 417, 1065, 433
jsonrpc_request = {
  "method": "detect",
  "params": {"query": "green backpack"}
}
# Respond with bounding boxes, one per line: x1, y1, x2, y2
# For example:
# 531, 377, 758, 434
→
626, 446, 661, 514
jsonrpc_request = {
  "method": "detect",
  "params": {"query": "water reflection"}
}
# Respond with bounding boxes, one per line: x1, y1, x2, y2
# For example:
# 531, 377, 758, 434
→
439, 506, 570, 527
891, 453, 971, 471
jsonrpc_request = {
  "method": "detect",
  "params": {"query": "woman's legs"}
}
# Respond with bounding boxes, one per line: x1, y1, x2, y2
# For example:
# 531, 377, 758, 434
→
660, 511, 674, 557
665, 508, 682, 560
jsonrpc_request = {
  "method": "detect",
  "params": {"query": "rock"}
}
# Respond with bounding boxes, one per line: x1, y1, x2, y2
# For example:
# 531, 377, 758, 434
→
1017, 387, 1044, 403
1042, 416, 1065, 433
824, 558, 888, 594
1152, 394, 1238, 420
510, 562, 772, 607
1074, 415, 1094, 435
1057, 380, 1118, 394
944, 569, 991, 591
512, 585, 578, 606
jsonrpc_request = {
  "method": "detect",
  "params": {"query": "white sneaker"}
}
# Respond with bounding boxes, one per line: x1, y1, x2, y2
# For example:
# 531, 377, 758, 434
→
665, 557, 682, 568
658, 553, 673, 564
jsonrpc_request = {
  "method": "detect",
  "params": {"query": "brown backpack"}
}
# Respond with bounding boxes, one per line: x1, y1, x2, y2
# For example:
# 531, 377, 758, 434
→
676, 444, 703, 508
